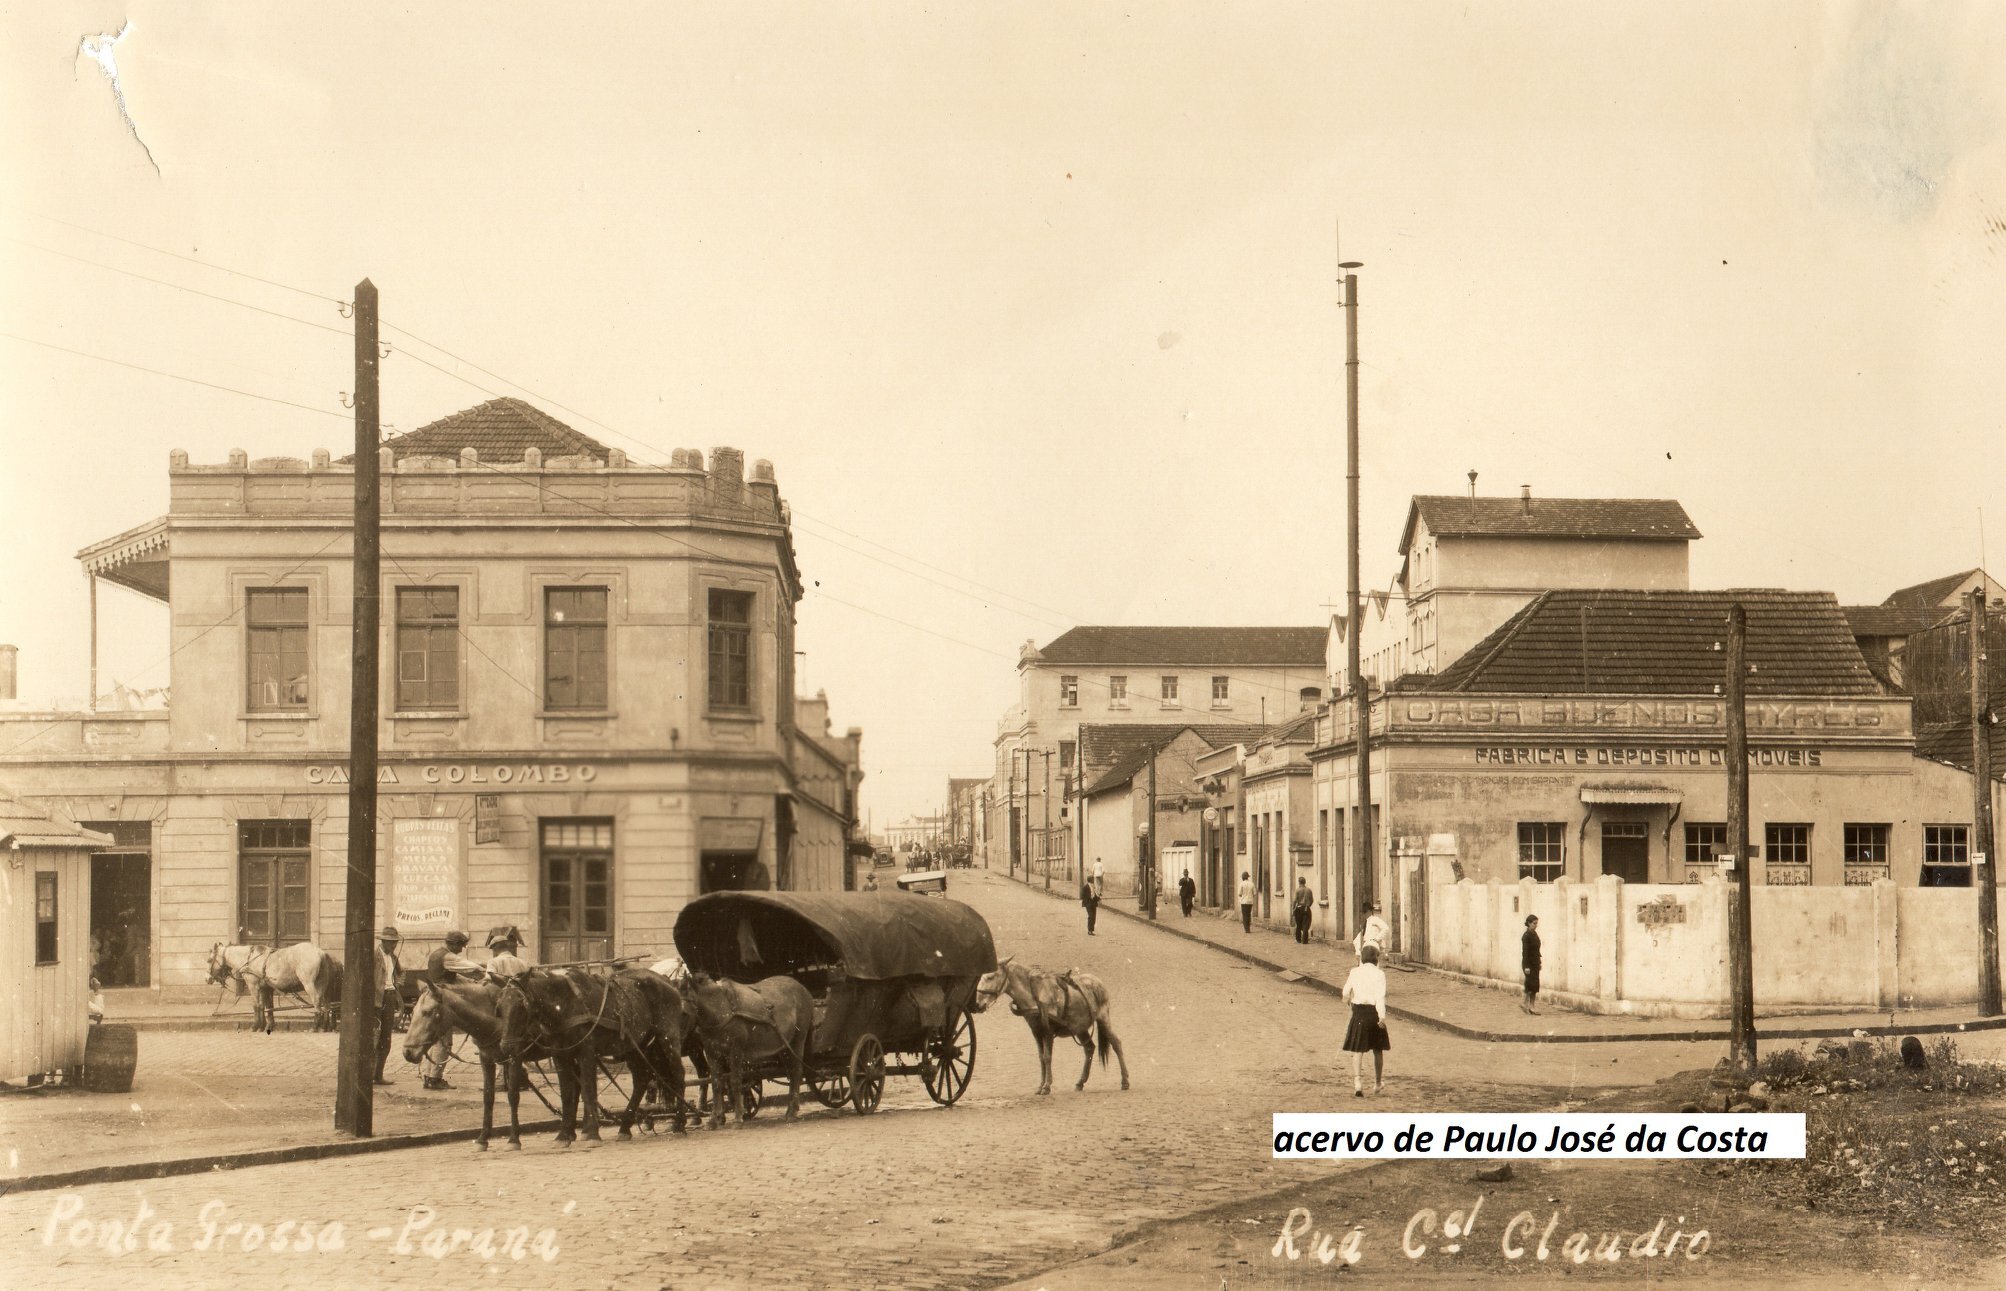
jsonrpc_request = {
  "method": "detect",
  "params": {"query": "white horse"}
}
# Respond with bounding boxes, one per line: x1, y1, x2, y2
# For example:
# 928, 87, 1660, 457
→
208, 941, 340, 1033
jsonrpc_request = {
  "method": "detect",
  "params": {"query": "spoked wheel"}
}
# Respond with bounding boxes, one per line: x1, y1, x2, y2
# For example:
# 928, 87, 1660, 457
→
921, 1012, 977, 1106
812, 1070, 852, 1109
848, 1034, 885, 1116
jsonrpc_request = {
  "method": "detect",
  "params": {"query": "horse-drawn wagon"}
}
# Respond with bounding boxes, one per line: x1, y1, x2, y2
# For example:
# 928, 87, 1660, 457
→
673, 890, 996, 1116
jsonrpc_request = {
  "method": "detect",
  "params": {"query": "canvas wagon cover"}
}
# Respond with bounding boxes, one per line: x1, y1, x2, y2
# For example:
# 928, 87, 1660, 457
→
673, 891, 997, 983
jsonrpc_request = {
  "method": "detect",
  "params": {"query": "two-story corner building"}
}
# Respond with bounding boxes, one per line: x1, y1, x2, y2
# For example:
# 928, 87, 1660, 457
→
986, 625, 1327, 871
0, 397, 839, 994
1311, 588, 2002, 961
789, 690, 866, 891
1329, 491, 1702, 693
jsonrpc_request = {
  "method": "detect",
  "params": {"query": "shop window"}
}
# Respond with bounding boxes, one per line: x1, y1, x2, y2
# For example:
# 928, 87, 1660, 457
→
1108, 676, 1128, 708
1924, 825, 1971, 888
707, 589, 755, 712
1518, 822, 1565, 883
1764, 823, 1811, 868
544, 587, 609, 710
541, 819, 614, 962
246, 588, 309, 711
238, 820, 310, 945
1160, 675, 1179, 704
1684, 822, 1728, 865
396, 587, 460, 710
35, 872, 58, 964
1212, 676, 1230, 706
1059, 675, 1079, 708
1843, 823, 1890, 865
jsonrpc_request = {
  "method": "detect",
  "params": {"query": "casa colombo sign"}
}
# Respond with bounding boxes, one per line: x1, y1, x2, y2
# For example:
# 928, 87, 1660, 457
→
305, 762, 600, 786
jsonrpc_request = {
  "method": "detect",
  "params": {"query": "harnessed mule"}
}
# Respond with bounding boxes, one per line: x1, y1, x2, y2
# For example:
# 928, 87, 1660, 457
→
688, 974, 814, 1127
972, 956, 1131, 1095
496, 968, 695, 1145
207, 941, 340, 1034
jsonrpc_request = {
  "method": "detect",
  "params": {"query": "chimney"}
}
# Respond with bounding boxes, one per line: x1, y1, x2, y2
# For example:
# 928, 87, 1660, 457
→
1298, 686, 1322, 714
1468, 470, 1478, 498
1521, 484, 1532, 514
0, 644, 15, 700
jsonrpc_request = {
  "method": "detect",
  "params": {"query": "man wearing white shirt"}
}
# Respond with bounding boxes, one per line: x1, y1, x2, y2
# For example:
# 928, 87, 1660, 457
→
1353, 902, 1390, 964
1236, 871, 1255, 933
1341, 945, 1391, 1096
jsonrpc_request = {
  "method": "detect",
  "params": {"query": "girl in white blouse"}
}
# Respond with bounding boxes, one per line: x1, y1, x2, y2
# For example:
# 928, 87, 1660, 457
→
1341, 945, 1391, 1096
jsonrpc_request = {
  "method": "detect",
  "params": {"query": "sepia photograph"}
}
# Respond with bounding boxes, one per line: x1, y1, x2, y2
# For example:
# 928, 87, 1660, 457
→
3, 3, 2005, 1288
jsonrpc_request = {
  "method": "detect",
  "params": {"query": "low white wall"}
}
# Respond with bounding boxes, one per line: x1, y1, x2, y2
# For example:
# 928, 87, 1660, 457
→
1427, 874, 2006, 1016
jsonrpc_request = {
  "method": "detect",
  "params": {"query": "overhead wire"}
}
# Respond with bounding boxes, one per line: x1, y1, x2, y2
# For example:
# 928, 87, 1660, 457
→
0, 331, 350, 421
6, 237, 352, 338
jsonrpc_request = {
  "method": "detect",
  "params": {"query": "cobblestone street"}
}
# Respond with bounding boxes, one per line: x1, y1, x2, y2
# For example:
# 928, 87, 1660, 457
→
1, 873, 1704, 1290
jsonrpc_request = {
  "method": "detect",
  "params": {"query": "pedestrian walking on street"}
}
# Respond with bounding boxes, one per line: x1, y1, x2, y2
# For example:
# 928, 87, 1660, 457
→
1291, 877, 1314, 944
422, 931, 482, 1090
1521, 915, 1542, 1015
1341, 945, 1391, 1096
1081, 868, 1102, 935
1237, 871, 1254, 933
373, 925, 402, 1085
1177, 869, 1196, 918
1353, 901, 1389, 963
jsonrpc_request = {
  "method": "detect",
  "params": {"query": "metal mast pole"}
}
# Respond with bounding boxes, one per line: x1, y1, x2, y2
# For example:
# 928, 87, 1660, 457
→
1343, 261, 1369, 936
334, 279, 382, 1136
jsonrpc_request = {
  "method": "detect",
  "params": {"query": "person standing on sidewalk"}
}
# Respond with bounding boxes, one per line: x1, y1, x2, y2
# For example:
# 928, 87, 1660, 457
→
422, 931, 482, 1090
1353, 902, 1389, 963
372, 925, 402, 1085
1341, 945, 1391, 1096
1082, 862, 1103, 935
1521, 915, 1542, 1015
1236, 871, 1254, 933
1291, 878, 1315, 944
1178, 869, 1196, 918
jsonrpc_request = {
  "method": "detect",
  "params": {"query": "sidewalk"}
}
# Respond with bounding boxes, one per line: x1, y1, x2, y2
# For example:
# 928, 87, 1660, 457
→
999, 870, 2006, 1044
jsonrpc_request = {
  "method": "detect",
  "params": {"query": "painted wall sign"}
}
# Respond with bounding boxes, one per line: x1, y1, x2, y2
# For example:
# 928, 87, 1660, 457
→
391, 817, 460, 927
305, 762, 599, 786
1472, 747, 1824, 768
1401, 698, 1897, 733
1637, 895, 1687, 926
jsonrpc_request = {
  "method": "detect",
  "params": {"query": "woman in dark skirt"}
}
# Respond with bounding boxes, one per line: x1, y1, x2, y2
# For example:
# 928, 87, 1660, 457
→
1341, 944, 1390, 1096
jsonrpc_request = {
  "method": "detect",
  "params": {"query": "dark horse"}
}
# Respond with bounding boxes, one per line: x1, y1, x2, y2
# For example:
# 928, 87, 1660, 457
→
496, 967, 696, 1146
687, 974, 814, 1127
973, 956, 1131, 1095
404, 979, 560, 1151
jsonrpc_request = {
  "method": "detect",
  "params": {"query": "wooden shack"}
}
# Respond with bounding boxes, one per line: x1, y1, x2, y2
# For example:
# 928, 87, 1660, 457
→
0, 793, 109, 1084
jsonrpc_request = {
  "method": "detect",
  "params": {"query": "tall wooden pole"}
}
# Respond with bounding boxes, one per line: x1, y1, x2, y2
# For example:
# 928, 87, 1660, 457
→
1725, 603, 1757, 1070
1971, 590, 2000, 1015
1343, 266, 1370, 934
1042, 750, 1053, 891
1146, 747, 1159, 920
334, 279, 381, 1136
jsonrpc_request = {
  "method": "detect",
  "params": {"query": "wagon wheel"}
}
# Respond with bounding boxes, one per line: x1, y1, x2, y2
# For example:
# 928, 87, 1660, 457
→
848, 1034, 885, 1115
921, 1012, 977, 1107
812, 1070, 852, 1109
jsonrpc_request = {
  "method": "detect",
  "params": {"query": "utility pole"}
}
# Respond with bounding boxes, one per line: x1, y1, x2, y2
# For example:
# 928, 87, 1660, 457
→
1725, 603, 1757, 1071
335, 279, 382, 1137
1146, 746, 1159, 920
1341, 255, 1370, 934
1972, 590, 2000, 1015
1042, 750, 1053, 892
1007, 750, 1019, 877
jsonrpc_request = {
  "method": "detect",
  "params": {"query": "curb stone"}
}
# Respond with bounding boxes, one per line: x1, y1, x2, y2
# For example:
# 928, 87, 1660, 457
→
993, 870, 2006, 1046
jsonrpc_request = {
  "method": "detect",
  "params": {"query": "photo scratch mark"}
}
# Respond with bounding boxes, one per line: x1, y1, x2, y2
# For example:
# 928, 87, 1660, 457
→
77, 20, 159, 175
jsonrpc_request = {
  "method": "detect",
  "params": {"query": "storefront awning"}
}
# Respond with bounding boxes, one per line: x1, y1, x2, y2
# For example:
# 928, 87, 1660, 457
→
1580, 786, 1684, 806
77, 516, 170, 602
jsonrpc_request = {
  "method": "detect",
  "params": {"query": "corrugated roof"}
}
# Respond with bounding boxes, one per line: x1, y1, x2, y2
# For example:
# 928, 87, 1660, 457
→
1399, 496, 1700, 555
1418, 589, 1883, 697
1034, 627, 1327, 667
342, 397, 610, 464
1882, 569, 1985, 612
0, 790, 113, 851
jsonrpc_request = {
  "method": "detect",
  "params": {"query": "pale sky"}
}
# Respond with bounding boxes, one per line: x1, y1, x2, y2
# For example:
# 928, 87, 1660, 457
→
4, 2, 2004, 824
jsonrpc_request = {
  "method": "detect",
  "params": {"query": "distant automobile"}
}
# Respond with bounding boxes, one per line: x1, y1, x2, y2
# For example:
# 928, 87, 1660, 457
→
873, 849, 896, 868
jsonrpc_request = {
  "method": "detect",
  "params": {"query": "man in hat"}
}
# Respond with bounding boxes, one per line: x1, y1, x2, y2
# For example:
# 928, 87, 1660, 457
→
484, 925, 530, 982
421, 931, 482, 1089
373, 926, 403, 1085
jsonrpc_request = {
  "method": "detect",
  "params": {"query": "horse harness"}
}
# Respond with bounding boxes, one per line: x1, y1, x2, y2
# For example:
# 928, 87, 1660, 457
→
500, 974, 618, 1057
1013, 968, 1090, 1036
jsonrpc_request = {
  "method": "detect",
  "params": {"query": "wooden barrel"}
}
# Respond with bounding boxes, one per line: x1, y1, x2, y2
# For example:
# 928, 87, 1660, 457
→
82, 1024, 139, 1093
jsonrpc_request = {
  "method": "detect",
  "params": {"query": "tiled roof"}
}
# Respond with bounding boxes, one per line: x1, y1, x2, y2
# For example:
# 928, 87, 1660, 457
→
0, 789, 113, 851
1399, 496, 1700, 555
1417, 590, 1883, 697
1034, 627, 1327, 667
1844, 605, 1953, 638
1077, 724, 1269, 796
343, 397, 610, 464
1882, 569, 1985, 612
